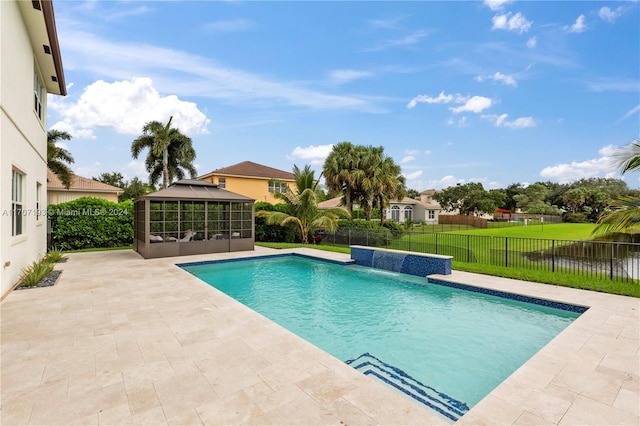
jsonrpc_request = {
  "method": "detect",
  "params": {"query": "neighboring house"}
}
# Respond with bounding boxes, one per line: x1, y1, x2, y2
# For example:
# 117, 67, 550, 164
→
318, 190, 443, 224
47, 170, 123, 204
1, 0, 66, 298
385, 196, 442, 224
198, 161, 295, 204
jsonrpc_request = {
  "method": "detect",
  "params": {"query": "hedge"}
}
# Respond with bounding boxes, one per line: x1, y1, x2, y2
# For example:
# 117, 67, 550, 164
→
48, 197, 133, 250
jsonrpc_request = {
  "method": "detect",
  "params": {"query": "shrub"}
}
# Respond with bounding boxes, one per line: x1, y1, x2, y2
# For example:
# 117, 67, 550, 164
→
20, 260, 54, 287
48, 197, 133, 250
563, 212, 589, 223
44, 247, 65, 263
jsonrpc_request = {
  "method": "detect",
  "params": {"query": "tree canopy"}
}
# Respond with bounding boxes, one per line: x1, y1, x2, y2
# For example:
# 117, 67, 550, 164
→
47, 129, 75, 189
131, 117, 196, 188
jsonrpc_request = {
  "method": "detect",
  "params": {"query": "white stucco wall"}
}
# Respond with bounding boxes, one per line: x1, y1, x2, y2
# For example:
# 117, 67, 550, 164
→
1, 1, 49, 298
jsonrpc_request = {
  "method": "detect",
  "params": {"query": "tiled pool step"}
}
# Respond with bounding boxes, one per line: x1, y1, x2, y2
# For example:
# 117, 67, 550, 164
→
345, 352, 469, 422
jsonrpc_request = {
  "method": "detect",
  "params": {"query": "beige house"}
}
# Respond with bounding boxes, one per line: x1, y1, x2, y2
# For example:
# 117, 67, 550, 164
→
318, 189, 443, 224
198, 161, 295, 204
47, 170, 123, 205
1, 0, 66, 298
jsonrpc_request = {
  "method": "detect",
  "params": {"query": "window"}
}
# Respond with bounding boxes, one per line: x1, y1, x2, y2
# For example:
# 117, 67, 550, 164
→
12, 170, 24, 236
391, 206, 400, 222
217, 177, 226, 189
34, 67, 44, 120
36, 182, 42, 220
403, 206, 413, 221
268, 181, 288, 194
428, 210, 435, 220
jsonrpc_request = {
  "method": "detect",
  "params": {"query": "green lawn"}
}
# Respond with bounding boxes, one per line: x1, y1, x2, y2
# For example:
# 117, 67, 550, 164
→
446, 223, 596, 240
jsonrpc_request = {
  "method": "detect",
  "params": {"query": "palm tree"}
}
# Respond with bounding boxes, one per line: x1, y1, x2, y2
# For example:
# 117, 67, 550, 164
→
593, 139, 640, 235
323, 141, 360, 214
131, 116, 196, 188
47, 129, 75, 189
351, 146, 406, 221
256, 165, 350, 243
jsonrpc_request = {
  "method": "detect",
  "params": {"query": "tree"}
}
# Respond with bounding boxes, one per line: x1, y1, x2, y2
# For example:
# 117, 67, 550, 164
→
94, 172, 125, 189
593, 140, 640, 235
131, 116, 196, 188
323, 142, 360, 214
256, 165, 350, 243
47, 129, 75, 189
434, 182, 501, 216
94, 172, 156, 202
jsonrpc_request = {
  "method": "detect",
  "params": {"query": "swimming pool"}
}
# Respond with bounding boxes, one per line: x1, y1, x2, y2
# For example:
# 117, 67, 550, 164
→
181, 254, 585, 422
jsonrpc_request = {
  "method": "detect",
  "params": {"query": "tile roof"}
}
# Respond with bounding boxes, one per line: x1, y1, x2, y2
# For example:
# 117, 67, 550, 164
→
200, 161, 295, 180
318, 196, 441, 210
47, 169, 123, 193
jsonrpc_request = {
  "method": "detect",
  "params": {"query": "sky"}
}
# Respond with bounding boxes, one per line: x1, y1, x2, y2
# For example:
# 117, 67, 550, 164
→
48, 0, 640, 192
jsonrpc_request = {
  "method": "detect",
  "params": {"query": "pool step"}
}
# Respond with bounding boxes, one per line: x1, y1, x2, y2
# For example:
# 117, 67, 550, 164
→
345, 352, 469, 422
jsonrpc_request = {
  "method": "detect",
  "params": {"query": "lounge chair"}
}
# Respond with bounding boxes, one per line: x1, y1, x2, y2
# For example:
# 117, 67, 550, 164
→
180, 230, 196, 242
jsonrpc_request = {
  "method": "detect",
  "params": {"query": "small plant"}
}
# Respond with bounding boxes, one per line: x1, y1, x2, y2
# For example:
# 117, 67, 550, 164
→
44, 247, 65, 263
19, 260, 54, 288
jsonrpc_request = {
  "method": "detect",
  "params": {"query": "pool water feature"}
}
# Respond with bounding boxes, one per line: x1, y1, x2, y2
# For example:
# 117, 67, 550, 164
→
181, 254, 585, 422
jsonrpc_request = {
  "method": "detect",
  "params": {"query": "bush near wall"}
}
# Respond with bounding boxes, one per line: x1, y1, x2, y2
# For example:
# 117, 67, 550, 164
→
254, 202, 297, 243
48, 197, 133, 250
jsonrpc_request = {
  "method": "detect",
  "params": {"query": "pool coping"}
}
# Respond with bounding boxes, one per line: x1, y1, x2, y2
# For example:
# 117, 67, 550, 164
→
1, 247, 638, 425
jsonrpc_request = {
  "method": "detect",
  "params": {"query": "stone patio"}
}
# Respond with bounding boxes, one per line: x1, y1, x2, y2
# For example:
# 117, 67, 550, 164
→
1, 247, 638, 425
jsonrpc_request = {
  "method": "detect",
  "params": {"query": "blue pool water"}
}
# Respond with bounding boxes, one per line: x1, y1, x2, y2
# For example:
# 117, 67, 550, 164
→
181, 255, 583, 421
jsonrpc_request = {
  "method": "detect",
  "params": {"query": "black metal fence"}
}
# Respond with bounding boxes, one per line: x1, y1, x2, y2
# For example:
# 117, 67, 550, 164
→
320, 228, 640, 282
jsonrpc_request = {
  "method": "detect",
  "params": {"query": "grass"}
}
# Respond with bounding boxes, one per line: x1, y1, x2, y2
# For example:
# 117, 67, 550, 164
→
446, 223, 596, 240
256, 242, 640, 298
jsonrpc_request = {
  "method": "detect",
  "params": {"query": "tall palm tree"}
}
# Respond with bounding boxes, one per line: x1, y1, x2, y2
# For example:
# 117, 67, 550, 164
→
323, 141, 360, 214
131, 116, 196, 188
47, 129, 75, 189
351, 146, 406, 221
257, 165, 350, 243
593, 139, 640, 235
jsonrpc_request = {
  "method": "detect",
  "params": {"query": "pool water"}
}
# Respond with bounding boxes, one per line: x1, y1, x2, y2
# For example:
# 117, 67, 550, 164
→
182, 255, 583, 421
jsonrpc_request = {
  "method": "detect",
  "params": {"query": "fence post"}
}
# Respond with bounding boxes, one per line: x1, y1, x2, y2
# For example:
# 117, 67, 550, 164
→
552, 240, 555, 272
349, 229, 351, 246
610, 243, 614, 281
436, 233, 439, 254
409, 230, 412, 251
505, 237, 509, 267
467, 235, 470, 262
366, 229, 369, 246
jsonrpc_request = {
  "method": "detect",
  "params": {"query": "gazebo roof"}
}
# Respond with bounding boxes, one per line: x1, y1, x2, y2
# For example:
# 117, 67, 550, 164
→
137, 180, 254, 202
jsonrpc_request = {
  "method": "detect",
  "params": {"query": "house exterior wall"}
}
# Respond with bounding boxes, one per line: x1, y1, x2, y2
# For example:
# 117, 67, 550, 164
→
384, 203, 440, 224
48, 191, 120, 205
1, 1, 50, 298
206, 175, 294, 204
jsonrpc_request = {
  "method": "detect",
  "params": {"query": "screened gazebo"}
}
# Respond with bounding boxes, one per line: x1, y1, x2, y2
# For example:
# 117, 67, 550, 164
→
134, 180, 255, 259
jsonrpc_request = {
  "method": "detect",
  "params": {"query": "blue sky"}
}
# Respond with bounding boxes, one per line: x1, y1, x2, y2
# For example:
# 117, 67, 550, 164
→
48, 0, 640, 191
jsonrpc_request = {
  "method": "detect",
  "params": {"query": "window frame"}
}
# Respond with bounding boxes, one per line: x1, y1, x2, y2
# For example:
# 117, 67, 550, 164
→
268, 181, 288, 194
12, 169, 24, 236
33, 65, 44, 121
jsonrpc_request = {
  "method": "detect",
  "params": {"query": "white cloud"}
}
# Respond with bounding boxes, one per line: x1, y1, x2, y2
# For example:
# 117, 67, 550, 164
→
565, 15, 586, 33
450, 96, 493, 114
617, 104, 640, 123
49, 77, 210, 138
367, 30, 429, 51
57, 29, 383, 113
540, 145, 619, 183
483, 113, 536, 128
484, 0, 512, 11
288, 144, 334, 165
125, 160, 148, 181
407, 91, 455, 109
329, 69, 373, 85
476, 72, 517, 87
403, 170, 423, 180
447, 116, 468, 127
526, 37, 537, 48
492, 12, 532, 34
424, 150, 431, 155
401, 156, 416, 163
598, 6, 621, 23
204, 19, 254, 32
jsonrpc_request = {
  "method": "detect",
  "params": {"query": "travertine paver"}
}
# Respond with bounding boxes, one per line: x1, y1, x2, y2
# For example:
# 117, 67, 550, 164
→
1, 247, 638, 425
